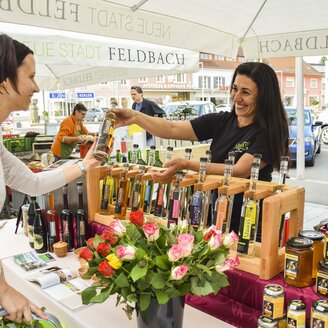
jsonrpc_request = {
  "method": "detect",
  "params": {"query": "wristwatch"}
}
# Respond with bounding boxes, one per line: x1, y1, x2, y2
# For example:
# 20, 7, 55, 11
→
77, 161, 87, 175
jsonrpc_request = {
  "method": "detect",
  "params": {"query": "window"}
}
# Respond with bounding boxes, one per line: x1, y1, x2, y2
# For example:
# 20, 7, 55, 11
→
120, 80, 127, 85
214, 55, 224, 61
200, 53, 211, 59
138, 77, 148, 82
286, 78, 294, 88
213, 76, 226, 88
198, 76, 211, 89
174, 73, 186, 83
156, 75, 165, 83
310, 78, 318, 88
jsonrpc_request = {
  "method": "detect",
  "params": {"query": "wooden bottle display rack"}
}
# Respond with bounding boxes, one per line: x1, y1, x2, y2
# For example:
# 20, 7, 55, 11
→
86, 166, 304, 280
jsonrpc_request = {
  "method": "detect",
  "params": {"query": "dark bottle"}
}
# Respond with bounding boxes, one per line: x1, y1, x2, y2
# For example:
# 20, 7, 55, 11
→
153, 150, 163, 168
131, 166, 146, 212
114, 163, 129, 219
168, 171, 184, 225
76, 181, 87, 248
33, 209, 48, 253
27, 196, 39, 248
93, 111, 116, 163
61, 184, 74, 251
154, 183, 166, 217
46, 191, 59, 253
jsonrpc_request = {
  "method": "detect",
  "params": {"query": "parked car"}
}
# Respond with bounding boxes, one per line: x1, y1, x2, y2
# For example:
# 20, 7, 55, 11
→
286, 107, 322, 166
215, 104, 231, 112
84, 108, 104, 122
317, 109, 328, 145
163, 101, 217, 120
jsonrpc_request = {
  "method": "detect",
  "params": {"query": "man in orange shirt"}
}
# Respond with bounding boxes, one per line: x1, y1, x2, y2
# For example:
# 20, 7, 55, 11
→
51, 103, 90, 161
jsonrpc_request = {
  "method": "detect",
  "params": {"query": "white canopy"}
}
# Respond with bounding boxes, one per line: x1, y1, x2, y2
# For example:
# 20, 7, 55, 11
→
1, 0, 328, 59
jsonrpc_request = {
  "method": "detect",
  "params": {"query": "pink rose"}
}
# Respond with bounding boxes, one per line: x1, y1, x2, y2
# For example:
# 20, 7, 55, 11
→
168, 244, 182, 262
171, 265, 189, 280
203, 225, 222, 241
178, 219, 188, 230
142, 222, 160, 241
215, 256, 240, 272
109, 219, 126, 237
178, 233, 194, 257
116, 245, 136, 260
208, 233, 223, 251
223, 231, 238, 248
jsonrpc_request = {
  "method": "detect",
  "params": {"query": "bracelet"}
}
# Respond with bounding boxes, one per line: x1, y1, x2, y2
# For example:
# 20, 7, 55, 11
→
77, 161, 87, 175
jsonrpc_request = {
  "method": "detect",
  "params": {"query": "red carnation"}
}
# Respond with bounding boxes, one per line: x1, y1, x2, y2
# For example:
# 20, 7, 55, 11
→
96, 242, 111, 257
80, 247, 93, 260
129, 209, 144, 227
87, 237, 94, 248
98, 260, 115, 277
101, 230, 119, 246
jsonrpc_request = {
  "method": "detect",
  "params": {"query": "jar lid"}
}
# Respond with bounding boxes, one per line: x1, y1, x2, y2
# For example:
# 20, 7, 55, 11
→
299, 230, 324, 241
258, 315, 278, 327
313, 300, 328, 313
286, 236, 313, 248
288, 300, 306, 311
319, 259, 328, 270
264, 284, 284, 296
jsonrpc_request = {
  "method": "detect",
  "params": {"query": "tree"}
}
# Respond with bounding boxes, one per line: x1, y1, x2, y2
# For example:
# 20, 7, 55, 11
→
320, 56, 327, 64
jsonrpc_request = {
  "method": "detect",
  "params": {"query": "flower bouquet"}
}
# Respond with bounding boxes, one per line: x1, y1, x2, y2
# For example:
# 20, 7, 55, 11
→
80, 210, 239, 321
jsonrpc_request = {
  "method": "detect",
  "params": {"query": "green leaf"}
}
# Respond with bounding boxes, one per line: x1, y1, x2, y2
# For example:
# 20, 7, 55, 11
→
130, 264, 148, 282
155, 255, 170, 270
140, 293, 151, 311
155, 290, 170, 304
81, 286, 97, 304
90, 285, 113, 303
115, 272, 130, 288
150, 274, 166, 289
93, 234, 105, 249
196, 263, 212, 276
127, 293, 138, 303
190, 277, 214, 296
193, 230, 204, 243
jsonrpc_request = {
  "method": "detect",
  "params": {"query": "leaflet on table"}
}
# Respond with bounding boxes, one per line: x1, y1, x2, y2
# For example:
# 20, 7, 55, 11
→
13, 251, 55, 271
25, 267, 92, 311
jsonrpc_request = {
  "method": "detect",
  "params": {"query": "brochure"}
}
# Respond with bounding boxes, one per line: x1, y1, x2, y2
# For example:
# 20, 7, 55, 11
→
13, 251, 54, 271
26, 267, 92, 310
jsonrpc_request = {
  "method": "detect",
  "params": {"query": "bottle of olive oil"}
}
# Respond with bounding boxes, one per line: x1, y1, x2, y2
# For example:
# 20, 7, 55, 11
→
131, 165, 146, 212
237, 156, 261, 256
114, 163, 130, 219
99, 162, 114, 215
215, 159, 233, 233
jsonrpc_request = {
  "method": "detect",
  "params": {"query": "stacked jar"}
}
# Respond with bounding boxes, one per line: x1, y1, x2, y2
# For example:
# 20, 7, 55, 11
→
284, 237, 313, 287
311, 299, 328, 328
287, 300, 306, 328
316, 260, 328, 297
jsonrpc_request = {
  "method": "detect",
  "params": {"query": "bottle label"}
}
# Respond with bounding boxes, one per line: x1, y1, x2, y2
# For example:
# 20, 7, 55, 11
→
49, 221, 56, 237
34, 233, 44, 250
79, 221, 85, 236
190, 204, 202, 226
312, 313, 328, 327
63, 220, 69, 236
263, 295, 284, 319
157, 187, 164, 206
28, 224, 34, 243
287, 314, 305, 328
216, 196, 228, 231
172, 199, 180, 219
284, 253, 298, 280
317, 272, 328, 295
132, 191, 139, 210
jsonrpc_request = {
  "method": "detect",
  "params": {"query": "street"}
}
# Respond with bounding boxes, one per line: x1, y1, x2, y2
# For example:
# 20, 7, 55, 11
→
287, 143, 328, 206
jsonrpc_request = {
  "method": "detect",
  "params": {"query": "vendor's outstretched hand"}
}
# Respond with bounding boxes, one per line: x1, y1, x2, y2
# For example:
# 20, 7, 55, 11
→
152, 158, 188, 180
112, 108, 137, 128
83, 137, 100, 171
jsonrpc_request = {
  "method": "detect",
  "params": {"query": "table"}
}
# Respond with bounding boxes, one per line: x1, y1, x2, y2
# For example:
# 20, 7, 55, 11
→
186, 268, 322, 328
0, 219, 234, 328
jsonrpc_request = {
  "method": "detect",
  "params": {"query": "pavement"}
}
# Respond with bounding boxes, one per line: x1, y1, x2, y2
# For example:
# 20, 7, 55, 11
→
303, 202, 328, 230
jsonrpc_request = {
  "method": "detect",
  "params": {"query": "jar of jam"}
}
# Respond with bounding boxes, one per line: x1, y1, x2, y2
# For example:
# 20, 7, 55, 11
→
258, 315, 278, 327
311, 300, 328, 328
284, 237, 313, 287
316, 260, 328, 296
299, 230, 324, 278
287, 300, 306, 328
263, 284, 285, 319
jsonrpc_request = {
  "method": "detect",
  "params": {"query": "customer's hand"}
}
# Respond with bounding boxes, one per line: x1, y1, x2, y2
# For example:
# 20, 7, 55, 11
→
0, 282, 48, 324
82, 137, 100, 171
77, 135, 85, 143
112, 108, 137, 128
152, 158, 188, 180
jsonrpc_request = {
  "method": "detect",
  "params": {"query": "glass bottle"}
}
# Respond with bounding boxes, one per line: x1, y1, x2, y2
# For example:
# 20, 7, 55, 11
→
61, 184, 74, 251
153, 150, 163, 168
116, 149, 122, 164
100, 162, 113, 215
137, 149, 147, 165
46, 191, 59, 253
76, 181, 87, 248
215, 159, 233, 233
27, 196, 39, 249
287, 300, 306, 328
148, 145, 156, 166
258, 315, 278, 328
168, 171, 184, 225
184, 148, 192, 160
166, 146, 173, 163
131, 165, 146, 212
114, 163, 130, 219
237, 160, 261, 256
205, 149, 212, 162
190, 157, 207, 229
33, 209, 48, 253
93, 110, 116, 162
132, 144, 139, 164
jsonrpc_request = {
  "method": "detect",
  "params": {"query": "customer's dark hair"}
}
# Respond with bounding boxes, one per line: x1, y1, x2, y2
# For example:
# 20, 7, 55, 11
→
0, 34, 34, 94
230, 62, 289, 169
72, 103, 87, 115
131, 86, 143, 94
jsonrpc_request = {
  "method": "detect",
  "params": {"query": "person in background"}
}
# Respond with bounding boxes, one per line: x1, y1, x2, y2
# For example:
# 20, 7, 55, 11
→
51, 103, 92, 161
0, 34, 100, 324
130, 86, 165, 146
115, 62, 289, 234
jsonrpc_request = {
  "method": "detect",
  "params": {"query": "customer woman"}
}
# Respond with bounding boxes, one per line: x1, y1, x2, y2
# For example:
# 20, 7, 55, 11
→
114, 62, 289, 232
0, 34, 100, 324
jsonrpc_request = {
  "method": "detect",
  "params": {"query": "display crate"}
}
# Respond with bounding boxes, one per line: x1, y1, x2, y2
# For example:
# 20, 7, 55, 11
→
5, 137, 27, 153
86, 165, 304, 280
